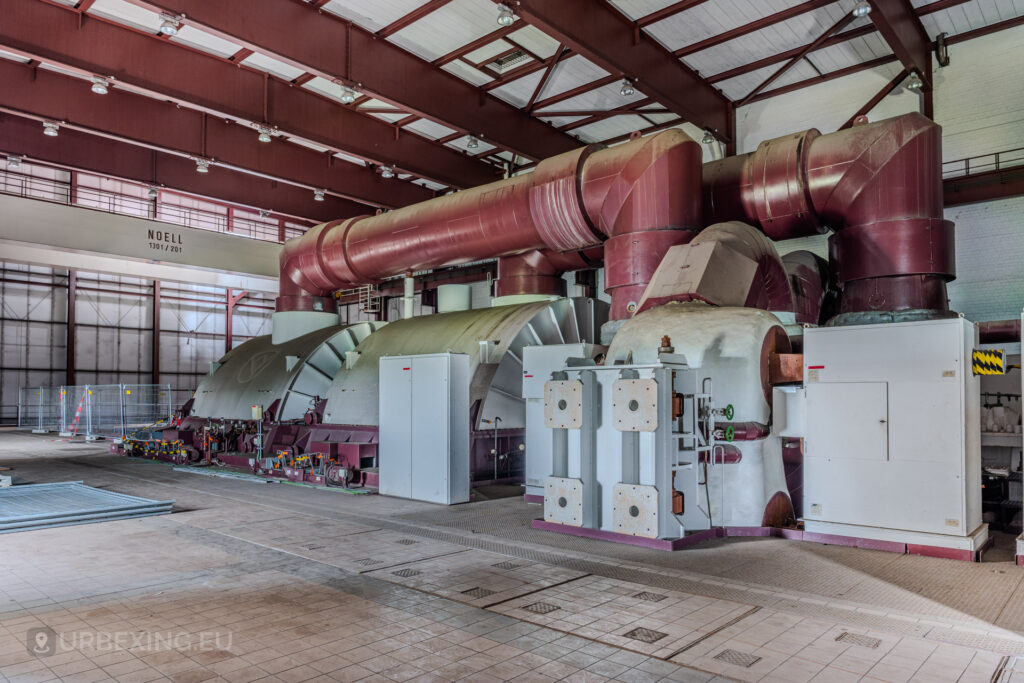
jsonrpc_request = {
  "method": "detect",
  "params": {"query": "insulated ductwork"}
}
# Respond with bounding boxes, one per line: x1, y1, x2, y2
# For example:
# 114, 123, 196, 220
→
703, 112, 953, 323
495, 247, 603, 298
278, 130, 701, 320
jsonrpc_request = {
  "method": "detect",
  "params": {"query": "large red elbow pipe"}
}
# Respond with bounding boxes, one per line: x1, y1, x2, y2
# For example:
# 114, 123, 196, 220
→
703, 113, 953, 323
278, 130, 701, 320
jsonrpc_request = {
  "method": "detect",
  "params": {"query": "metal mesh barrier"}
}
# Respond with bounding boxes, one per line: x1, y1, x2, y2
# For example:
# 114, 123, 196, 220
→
17, 384, 174, 439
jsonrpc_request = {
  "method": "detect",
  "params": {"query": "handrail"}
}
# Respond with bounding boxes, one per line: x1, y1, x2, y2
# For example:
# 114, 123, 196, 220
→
942, 146, 1024, 179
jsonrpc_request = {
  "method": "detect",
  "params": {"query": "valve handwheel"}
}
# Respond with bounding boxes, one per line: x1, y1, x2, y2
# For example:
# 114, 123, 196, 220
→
725, 425, 735, 442
723, 404, 735, 420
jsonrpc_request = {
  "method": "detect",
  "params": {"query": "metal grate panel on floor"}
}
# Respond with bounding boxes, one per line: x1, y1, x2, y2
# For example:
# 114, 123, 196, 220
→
714, 649, 762, 668
836, 632, 882, 649
0, 481, 173, 533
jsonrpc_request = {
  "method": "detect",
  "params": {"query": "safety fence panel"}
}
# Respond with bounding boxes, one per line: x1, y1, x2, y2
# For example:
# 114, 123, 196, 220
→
17, 384, 174, 439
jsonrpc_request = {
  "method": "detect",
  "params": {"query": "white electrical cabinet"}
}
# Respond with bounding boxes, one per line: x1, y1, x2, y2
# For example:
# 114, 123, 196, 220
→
522, 343, 604, 499
379, 353, 470, 505
802, 317, 985, 550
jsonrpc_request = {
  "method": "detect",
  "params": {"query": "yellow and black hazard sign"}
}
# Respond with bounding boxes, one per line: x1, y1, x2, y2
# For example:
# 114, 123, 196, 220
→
972, 349, 1006, 375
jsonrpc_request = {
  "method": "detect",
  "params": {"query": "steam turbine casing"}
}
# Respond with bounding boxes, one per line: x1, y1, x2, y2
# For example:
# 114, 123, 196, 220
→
605, 302, 792, 527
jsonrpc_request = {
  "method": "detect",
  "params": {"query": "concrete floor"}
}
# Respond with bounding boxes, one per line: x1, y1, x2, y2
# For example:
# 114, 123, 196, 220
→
1, 432, 1023, 683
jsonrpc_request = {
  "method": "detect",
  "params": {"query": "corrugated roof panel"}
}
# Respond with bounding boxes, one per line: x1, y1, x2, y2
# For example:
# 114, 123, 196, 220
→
805, 34, 891, 74
571, 115, 652, 143
464, 39, 515, 65
86, 0, 162, 33
359, 98, 402, 111
537, 114, 588, 126
334, 151, 367, 166
769, 59, 824, 90
490, 69, 545, 108
302, 76, 353, 104
643, 0, 801, 53
404, 118, 458, 139
507, 25, 562, 60
539, 55, 611, 100
368, 111, 409, 123
241, 53, 306, 82
535, 80, 643, 117
441, 59, 494, 86
920, 0, 1024, 36
389, 0, 507, 62
0, 50, 33, 64
690, 5, 864, 78
171, 26, 243, 59
322, 0, 428, 33
290, 138, 331, 153
608, 0, 681, 21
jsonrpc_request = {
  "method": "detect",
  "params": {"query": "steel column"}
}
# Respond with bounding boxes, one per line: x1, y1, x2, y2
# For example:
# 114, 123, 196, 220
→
66, 269, 76, 386
226, 290, 247, 353
152, 280, 160, 385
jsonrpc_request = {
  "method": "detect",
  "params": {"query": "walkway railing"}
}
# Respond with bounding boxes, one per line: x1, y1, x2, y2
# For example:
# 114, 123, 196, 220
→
943, 147, 1024, 179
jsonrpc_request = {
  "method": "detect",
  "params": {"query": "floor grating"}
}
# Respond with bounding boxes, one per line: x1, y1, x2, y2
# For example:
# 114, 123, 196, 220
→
836, 632, 882, 649
461, 586, 496, 599
394, 539, 419, 545
353, 558, 383, 566
391, 568, 421, 577
713, 648, 762, 668
493, 560, 526, 570
633, 590, 668, 602
521, 601, 561, 615
624, 627, 668, 644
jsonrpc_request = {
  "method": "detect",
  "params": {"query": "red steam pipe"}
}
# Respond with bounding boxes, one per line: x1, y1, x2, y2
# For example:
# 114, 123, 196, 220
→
495, 247, 603, 298
978, 319, 1021, 344
703, 113, 953, 321
278, 130, 702, 319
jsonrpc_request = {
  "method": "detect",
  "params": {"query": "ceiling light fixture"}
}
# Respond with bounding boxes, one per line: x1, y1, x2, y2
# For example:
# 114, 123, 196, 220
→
7, 156, 22, 169
701, 129, 716, 145
467, 135, 479, 149
313, 188, 325, 201
158, 14, 180, 36
340, 87, 358, 104
43, 121, 59, 137
905, 71, 923, 91
379, 165, 394, 179
90, 77, 109, 95
619, 78, 635, 97
257, 125, 273, 143
496, 4, 515, 27
148, 186, 159, 199
194, 158, 210, 173
259, 209, 271, 218
851, 1, 871, 17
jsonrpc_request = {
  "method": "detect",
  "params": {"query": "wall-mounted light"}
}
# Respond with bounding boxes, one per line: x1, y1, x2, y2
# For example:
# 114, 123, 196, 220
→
313, 188, 325, 201
467, 135, 479, 149
43, 122, 59, 137
905, 71, 923, 91
90, 77, 109, 95
148, 186, 159, 199
701, 129, 716, 145
6, 156, 22, 169
340, 87, 358, 104
194, 158, 210, 173
496, 4, 514, 27
257, 125, 273, 143
159, 14, 180, 36
380, 165, 394, 179
619, 79, 635, 97
851, 1, 871, 17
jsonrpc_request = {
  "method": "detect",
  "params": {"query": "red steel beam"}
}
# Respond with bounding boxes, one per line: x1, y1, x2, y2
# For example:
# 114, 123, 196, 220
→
376, 0, 452, 38
506, 0, 732, 140
637, 0, 711, 28
0, 112, 365, 221
747, 55, 899, 104
0, 59, 434, 210
944, 166, 1024, 206
868, 0, 933, 88
123, 0, 579, 163
0, 0, 495, 189
839, 68, 909, 129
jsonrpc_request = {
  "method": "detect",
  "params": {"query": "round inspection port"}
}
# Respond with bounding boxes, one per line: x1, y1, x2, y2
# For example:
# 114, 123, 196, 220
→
628, 505, 640, 517
557, 399, 567, 410
558, 496, 568, 508
628, 399, 639, 412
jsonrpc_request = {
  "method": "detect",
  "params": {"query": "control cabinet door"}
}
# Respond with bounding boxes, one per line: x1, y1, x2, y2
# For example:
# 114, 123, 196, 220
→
805, 382, 889, 461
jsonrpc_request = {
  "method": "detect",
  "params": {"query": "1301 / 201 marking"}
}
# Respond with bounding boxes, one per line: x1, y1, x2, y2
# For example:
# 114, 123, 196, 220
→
147, 229, 183, 254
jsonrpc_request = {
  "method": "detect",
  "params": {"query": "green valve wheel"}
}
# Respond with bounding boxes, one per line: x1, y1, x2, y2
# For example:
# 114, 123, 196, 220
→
724, 425, 735, 442
723, 404, 734, 420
